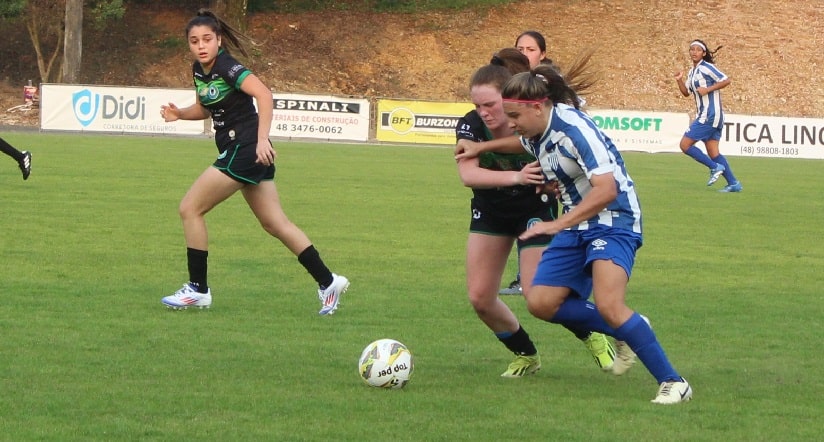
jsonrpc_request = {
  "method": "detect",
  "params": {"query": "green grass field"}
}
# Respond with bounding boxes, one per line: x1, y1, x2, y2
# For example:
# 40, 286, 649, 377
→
0, 131, 821, 441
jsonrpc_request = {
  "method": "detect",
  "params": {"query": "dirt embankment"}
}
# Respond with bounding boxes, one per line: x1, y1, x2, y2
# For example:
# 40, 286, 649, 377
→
2, 1, 822, 127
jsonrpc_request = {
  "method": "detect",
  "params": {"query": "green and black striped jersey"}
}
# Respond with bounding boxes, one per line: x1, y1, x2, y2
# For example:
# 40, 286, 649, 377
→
193, 49, 257, 131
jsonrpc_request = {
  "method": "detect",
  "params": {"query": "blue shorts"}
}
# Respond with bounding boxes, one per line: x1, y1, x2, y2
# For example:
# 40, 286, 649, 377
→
685, 120, 722, 143
532, 226, 642, 299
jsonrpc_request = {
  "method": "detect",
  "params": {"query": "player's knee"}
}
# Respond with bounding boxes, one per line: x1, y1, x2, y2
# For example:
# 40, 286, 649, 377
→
592, 300, 626, 327
178, 200, 197, 220
467, 291, 495, 315
525, 295, 560, 321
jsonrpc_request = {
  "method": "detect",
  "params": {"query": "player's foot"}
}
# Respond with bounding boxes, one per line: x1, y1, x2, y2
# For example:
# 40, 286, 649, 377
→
612, 314, 650, 375
707, 163, 725, 186
498, 279, 522, 295
500, 354, 541, 378
318, 273, 349, 315
719, 181, 743, 193
162, 283, 212, 310
19, 151, 31, 180
583, 332, 615, 372
612, 340, 636, 375
651, 377, 693, 404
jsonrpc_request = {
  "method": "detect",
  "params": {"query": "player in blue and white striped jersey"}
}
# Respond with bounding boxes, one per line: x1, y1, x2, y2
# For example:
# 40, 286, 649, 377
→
454, 62, 692, 405
675, 39, 742, 192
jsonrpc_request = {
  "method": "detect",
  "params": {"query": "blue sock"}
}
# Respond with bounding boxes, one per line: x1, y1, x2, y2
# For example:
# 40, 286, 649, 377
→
615, 313, 680, 383
685, 145, 717, 169
711, 154, 738, 184
549, 297, 616, 336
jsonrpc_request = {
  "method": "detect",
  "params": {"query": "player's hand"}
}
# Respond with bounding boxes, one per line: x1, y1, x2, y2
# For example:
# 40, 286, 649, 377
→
256, 140, 276, 166
454, 139, 481, 160
673, 71, 683, 81
160, 103, 180, 122
537, 179, 560, 199
519, 220, 561, 240
517, 161, 544, 185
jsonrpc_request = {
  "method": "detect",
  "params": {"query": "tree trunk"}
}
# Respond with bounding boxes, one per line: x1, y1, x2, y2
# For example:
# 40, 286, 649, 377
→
26, 12, 64, 83
212, 0, 247, 33
62, 0, 83, 83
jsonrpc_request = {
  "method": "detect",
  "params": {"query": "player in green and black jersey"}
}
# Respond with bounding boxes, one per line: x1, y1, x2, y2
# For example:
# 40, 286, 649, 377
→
159, 9, 348, 315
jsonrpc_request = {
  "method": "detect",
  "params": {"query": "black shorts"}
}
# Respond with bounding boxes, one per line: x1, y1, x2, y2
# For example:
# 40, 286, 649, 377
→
212, 122, 275, 184
469, 197, 555, 249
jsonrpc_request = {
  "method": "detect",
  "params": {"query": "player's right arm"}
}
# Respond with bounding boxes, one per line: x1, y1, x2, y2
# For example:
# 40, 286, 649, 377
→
454, 135, 523, 160
160, 102, 210, 122
673, 71, 690, 97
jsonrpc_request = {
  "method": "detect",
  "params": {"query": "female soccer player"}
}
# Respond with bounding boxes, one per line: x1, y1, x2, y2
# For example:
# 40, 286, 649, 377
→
502, 31, 561, 295
159, 9, 348, 314
515, 31, 553, 69
455, 64, 692, 404
674, 39, 741, 192
1, 137, 32, 180
455, 51, 615, 377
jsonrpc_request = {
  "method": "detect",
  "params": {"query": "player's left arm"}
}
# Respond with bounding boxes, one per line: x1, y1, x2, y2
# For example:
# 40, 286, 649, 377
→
520, 172, 616, 239
457, 158, 544, 189
697, 69, 731, 96
699, 77, 730, 96
239, 73, 276, 166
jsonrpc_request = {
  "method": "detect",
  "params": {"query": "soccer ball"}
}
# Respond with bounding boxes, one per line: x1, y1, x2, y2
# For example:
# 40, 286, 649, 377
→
358, 338, 414, 389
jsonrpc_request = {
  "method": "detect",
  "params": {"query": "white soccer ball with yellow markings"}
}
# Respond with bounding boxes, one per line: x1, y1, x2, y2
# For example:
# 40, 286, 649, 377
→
358, 338, 414, 389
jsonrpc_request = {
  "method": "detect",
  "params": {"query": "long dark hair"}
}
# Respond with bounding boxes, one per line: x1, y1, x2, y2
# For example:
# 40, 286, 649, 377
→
185, 9, 250, 57
489, 48, 530, 76
515, 30, 546, 53
514, 30, 554, 65
692, 39, 723, 64
501, 50, 597, 110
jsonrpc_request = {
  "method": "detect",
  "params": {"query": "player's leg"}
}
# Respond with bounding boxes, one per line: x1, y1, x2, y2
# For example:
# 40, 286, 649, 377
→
519, 242, 614, 371
589, 234, 691, 404
243, 181, 348, 315
0, 137, 31, 180
467, 233, 517, 331
680, 127, 724, 185
499, 245, 521, 295
466, 233, 540, 377
162, 167, 240, 309
706, 138, 742, 192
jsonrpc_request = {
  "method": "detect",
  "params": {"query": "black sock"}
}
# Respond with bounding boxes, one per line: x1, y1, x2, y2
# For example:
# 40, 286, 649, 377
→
563, 324, 593, 341
498, 326, 537, 356
297, 245, 333, 288
0, 137, 24, 161
187, 247, 208, 293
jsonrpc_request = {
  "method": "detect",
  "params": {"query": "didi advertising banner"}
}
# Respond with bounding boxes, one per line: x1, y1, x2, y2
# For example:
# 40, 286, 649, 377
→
40, 84, 204, 135
375, 99, 474, 145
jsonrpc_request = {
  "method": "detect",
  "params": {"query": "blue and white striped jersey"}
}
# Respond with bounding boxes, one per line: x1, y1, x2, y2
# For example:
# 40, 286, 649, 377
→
520, 103, 642, 233
686, 60, 728, 128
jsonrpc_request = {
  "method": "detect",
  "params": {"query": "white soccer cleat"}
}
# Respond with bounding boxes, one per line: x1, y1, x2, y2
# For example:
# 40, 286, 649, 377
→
612, 315, 650, 375
612, 340, 637, 375
318, 274, 349, 315
651, 377, 693, 404
162, 283, 212, 310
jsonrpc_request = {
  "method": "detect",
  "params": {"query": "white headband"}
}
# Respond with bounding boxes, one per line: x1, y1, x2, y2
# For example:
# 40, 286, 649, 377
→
690, 41, 707, 51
